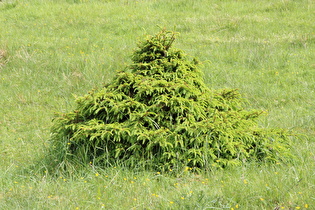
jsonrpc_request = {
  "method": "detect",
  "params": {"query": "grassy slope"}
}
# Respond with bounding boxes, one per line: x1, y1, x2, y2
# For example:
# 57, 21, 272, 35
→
0, 0, 314, 209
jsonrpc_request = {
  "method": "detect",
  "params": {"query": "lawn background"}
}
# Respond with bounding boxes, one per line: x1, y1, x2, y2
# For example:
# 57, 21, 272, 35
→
0, 0, 314, 209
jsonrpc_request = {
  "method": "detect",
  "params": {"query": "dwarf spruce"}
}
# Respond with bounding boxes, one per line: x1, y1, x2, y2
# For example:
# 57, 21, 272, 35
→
49, 30, 292, 172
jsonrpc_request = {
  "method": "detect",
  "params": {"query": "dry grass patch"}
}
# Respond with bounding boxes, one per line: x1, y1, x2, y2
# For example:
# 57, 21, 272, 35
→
0, 48, 8, 67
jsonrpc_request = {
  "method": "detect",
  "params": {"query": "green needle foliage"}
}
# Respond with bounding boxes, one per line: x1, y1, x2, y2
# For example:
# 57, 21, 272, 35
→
48, 29, 293, 173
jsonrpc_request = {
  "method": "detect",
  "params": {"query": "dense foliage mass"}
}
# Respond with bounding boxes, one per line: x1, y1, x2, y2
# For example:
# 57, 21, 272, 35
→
49, 30, 292, 172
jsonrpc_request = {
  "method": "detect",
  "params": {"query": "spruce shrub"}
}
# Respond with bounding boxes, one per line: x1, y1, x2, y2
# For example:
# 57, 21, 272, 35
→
48, 30, 293, 172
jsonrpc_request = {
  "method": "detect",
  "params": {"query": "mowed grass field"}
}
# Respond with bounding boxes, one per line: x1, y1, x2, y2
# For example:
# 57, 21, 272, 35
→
1, 0, 315, 209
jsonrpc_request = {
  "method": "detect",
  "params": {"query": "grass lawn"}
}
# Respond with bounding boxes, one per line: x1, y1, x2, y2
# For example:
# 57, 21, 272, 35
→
0, 0, 314, 209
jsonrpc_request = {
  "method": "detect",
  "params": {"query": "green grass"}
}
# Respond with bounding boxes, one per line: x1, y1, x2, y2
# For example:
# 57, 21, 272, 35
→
0, 0, 315, 209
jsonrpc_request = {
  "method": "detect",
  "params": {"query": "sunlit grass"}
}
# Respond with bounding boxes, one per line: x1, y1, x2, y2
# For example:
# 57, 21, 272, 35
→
2, 159, 314, 209
0, 0, 315, 209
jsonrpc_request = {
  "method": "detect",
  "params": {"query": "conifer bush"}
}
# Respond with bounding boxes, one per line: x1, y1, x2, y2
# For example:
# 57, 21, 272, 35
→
49, 29, 292, 172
